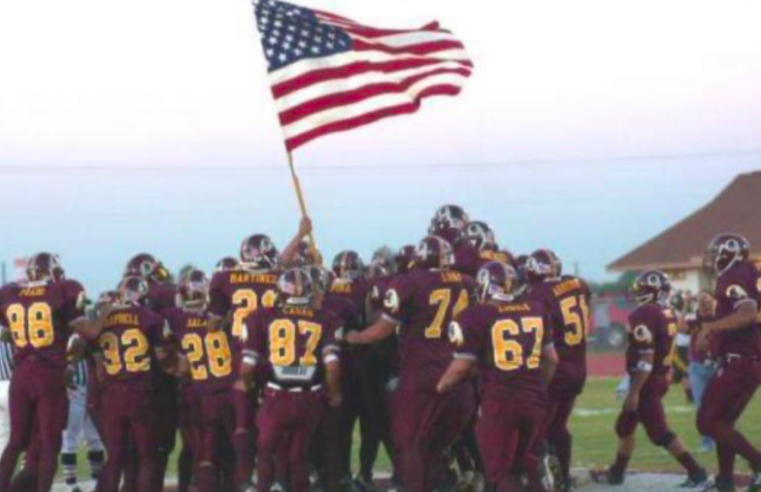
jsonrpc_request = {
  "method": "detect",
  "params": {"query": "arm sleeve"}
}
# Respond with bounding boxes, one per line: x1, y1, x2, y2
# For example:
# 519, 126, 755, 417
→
380, 277, 411, 325
628, 310, 656, 353
453, 308, 483, 360
242, 312, 265, 365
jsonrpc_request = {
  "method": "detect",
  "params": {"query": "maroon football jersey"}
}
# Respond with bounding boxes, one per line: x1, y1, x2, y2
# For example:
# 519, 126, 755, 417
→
382, 269, 474, 392
244, 305, 341, 389
367, 275, 394, 312
165, 307, 236, 394
625, 303, 678, 375
322, 296, 360, 333
209, 269, 279, 342
529, 277, 590, 379
0, 279, 86, 370
96, 305, 167, 387
454, 244, 511, 278
327, 278, 369, 322
147, 282, 178, 312
453, 300, 552, 400
713, 260, 761, 357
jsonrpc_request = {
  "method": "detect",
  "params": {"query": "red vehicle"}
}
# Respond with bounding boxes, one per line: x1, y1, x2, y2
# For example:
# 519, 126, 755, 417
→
589, 294, 636, 350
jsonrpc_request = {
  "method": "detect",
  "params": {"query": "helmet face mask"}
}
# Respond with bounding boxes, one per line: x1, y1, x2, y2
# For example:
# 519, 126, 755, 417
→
277, 268, 315, 306
118, 276, 150, 307
180, 269, 209, 309
27, 253, 61, 283
461, 221, 495, 251
332, 251, 364, 281
477, 262, 516, 302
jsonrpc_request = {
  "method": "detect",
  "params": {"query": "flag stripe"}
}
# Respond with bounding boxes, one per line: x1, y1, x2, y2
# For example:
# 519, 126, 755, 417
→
279, 66, 471, 124
282, 73, 467, 139
273, 57, 471, 100
285, 84, 462, 151
353, 39, 464, 56
269, 48, 471, 86
351, 31, 461, 48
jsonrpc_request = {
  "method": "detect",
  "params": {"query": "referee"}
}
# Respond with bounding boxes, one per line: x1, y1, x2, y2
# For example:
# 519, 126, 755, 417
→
0, 339, 13, 454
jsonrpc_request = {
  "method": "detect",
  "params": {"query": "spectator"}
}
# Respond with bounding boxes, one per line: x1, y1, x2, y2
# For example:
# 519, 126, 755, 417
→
686, 291, 717, 452
0, 339, 12, 453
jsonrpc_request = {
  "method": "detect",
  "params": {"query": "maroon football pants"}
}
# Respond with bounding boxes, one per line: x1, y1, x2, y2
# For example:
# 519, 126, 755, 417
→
0, 363, 68, 492
477, 395, 545, 492
195, 389, 242, 492
697, 358, 761, 480
256, 388, 325, 492
615, 374, 671, 443
391, 383, 476, 492
100, 385, 158, 492
178, 387, 203, 492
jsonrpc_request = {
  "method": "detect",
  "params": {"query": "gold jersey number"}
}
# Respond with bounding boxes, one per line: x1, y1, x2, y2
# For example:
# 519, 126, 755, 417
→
492, 317, 544, 372
6, 303, 54, 349
182, 331, 233, 381
664, 321, 679, 367
269, 319, 322, 366
231, 288, 277, 339
99, 328, 151, 376
425, 288, 469, 339
559, 295, 591, 347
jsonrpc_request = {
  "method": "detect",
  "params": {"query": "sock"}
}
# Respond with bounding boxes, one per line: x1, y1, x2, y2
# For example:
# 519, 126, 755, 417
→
717, 443, 735, 483
61, 452, 78, 487
88, 450, 105, 480
234, 431, 254, 486
610, 453, 630, 477
676, 452, 702, 476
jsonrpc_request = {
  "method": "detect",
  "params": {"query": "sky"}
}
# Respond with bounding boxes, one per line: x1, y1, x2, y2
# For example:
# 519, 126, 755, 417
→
1, 0, 761, 293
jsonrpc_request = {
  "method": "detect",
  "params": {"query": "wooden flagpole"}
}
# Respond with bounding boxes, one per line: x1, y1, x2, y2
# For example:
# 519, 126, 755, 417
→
287, 151, 321, 264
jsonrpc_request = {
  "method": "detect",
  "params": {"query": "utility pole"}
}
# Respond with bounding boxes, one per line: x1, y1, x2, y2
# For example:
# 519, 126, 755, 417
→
1, 261, 6, 285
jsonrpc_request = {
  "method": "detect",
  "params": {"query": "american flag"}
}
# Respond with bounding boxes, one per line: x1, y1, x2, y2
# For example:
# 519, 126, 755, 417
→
252, 0, 473, 152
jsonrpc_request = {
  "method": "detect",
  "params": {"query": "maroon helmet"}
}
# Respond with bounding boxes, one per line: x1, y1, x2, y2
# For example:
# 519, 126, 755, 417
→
26, 253, 62, 282
631, 270, 671, 306
214, 256, 240, 273
371, 247, 396, 274
414, 236, 454, 271
332, 250, 364, 281
125, 253, 170, 283
527, 249, 561, 283
476, 261, 517, 301
95, 290, 119, 317
512, 254, 531, 295
240, 234, 279, 270
277, 268, 314, 306
459, 221, 496, 250
179, 269, 209, 308
396, 245, 416, 274
118, 276, 150, 306
428, 204, 470, 245
705, 233, 751, 275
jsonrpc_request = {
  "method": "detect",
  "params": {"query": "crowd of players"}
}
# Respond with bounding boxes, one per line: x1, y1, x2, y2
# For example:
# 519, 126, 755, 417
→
0, 205, 760, 492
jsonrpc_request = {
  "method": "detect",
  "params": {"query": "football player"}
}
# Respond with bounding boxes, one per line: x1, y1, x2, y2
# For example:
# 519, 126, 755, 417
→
395, 245, 417, 275
696, 234, 761, 492
168, 269, 240, 492
239, 268, 343, 492
526, 249, 591, 491
208, 218, 313, 488
77, 276, 181, 492
346, 235, 476, 492
0, 253, 87, 492
124, 253, 180, 492
437, 262, 559, 492
215, 257, 241, 273
592, 270, 707, 487
428, 205, 470, 246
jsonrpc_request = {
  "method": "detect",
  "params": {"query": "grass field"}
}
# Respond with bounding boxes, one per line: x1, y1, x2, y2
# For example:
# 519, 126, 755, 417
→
58, 377, 761, 485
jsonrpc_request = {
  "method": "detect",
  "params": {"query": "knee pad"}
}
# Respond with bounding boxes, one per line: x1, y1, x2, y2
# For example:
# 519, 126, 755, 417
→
653, 431, 676, 449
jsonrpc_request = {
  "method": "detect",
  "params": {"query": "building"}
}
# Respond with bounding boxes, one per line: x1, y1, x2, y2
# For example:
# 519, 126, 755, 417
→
608, 171, 761, 293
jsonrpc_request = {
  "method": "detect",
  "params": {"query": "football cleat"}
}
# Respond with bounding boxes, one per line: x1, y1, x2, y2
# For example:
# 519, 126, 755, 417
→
678, 469, 709, 489
748, 468, 761, 492
589, 469, 624, 486
700, 477, 735, 492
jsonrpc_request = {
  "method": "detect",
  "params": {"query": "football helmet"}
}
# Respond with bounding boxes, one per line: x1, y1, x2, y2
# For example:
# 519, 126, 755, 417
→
371, 246, 396, 274
429, 204, 470, 244
240, 234, 279, 270
125, 254, 170, 283
214, 257, 240, 273
118, 276, 150, 306
332, 251, 365, 281
512, 254, 531, 296
459, 221, 496, 251
476, 261, 517, 302
179, 269, 209, 308
631, 270, 671, 306
527, 249, 561, 283
95, 290, 118, 317
365, 263, 389, 280
705, 233, 750, 275
303, 265, 333, 294
277, 268, 314, 306
396, 245, 416, 274
414, 236, 455, 271
26, 253, 62, 282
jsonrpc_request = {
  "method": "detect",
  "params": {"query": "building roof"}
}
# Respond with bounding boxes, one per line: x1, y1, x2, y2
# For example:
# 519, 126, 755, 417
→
608, 171, 761, 272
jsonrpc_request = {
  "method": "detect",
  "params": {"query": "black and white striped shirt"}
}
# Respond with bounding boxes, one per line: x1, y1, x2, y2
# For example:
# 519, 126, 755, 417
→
70, 359, 89, 388
0, 340, 14, 381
